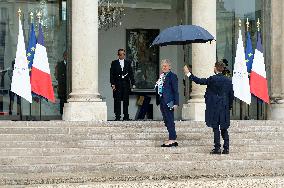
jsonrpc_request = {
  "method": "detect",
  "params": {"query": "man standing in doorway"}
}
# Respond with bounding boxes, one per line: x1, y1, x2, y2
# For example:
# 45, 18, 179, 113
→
9, 60, 21, 116
110, 49, 135, 121
55, 51, 67, 115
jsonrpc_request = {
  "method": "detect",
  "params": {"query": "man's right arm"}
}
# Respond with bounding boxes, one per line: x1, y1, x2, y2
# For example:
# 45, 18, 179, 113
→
229, 80, 234, 109
187, 72, 209, 85
54, 63, 59, 81
110, 61, 115, 86
184, 65, 209, 85
110, 61, 116, 91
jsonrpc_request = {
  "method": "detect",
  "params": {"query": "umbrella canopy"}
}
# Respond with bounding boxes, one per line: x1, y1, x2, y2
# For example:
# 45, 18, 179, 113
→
151, 25, 215, 46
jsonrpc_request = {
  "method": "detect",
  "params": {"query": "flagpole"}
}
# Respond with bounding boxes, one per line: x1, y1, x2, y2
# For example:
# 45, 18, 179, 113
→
231, 11, 235, 117
37, 11, 42, 25
246, 18, 249, 31
39, 98, 42, 121
18, 8, 21, 20
30, 12, 34, 24
246, 18, 250, 119
37, 11, 42, 121
18, 8, 23, 121
29, 12, 33, 121
238, 19, 243, 120
257, 18, 260, 32
256, 18, 260, 119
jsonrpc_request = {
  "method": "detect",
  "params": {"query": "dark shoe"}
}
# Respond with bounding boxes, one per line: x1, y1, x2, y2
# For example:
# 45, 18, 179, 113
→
222, 149, 229, 154
123, 118, 131, 121
161, 142, 178, 147
210, 149, 221, 154
114, 117, 121, 121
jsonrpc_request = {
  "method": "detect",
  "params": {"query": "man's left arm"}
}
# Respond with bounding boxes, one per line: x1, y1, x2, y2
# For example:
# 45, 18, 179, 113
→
128, 61, 135, 86
229, 81, 234, 109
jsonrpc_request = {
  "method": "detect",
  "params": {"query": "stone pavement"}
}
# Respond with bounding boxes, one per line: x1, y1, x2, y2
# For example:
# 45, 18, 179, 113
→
9, 177, 284, 188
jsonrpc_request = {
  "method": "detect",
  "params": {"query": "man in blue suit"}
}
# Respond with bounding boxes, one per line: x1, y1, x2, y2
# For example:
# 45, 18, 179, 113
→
156, 59, 179, 147
184, 61, 234, 154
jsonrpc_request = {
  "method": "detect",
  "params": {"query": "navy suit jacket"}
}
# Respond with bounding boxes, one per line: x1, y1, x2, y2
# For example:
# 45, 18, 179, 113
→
158, 71, 179, 106
189, 73, 234, 129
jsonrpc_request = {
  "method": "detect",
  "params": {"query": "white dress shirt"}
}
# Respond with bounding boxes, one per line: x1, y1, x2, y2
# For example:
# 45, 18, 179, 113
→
119, 59, 124, 71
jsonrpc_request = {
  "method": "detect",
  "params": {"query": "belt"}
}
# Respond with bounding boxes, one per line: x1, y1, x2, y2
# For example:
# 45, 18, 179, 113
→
120, 73, 128, 79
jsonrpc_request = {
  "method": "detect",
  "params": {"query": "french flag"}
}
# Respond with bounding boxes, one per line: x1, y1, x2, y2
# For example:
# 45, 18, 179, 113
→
30, 23, 55, 102
250, 32, 269, 103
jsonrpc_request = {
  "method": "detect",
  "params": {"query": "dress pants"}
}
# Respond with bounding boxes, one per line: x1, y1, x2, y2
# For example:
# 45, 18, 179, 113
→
114, 84, 129, 119
59, 96, 67, 115
213, 127, 229, 150
9, 92, 21, 115
160, 97, 176, 140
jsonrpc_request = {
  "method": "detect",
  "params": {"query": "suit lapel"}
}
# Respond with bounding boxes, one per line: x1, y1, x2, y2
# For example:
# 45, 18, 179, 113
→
115, 59, 122, 73
164, 71, 171, 85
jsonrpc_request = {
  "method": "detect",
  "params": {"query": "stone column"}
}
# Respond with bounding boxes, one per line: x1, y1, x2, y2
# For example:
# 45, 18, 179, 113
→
63, 0, 107, 121
268, 0, 284, 120
182, 0, 216, 120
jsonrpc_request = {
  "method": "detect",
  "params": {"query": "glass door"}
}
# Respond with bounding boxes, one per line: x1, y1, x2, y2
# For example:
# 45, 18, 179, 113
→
0, 0, 68, 120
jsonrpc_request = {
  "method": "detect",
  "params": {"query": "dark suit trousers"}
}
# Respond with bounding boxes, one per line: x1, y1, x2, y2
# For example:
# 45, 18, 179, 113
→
213, 128, 229, 150
9, 92, 21, 115
114, 85, 129, 119
59, 96, 67, 115
160, 97, 176, 140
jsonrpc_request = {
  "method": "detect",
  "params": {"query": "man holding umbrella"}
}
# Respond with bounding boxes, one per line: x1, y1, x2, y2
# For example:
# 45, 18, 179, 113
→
184, 61, 234, 154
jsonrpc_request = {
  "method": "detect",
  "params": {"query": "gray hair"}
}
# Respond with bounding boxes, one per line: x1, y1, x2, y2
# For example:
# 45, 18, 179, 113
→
160, 59, 172, 67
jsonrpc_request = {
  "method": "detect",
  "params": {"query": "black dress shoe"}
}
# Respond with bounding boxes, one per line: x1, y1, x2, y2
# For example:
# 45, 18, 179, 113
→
123, 118, 131, 121
210, 149, 221, 154
222, 149, 229, 154
114, 117, 121, 121
161, 142, 178, 147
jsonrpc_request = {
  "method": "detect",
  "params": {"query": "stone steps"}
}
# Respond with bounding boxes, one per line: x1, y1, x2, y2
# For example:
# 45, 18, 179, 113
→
1, 173, 284, 187
0, 131, 282, 141
0, 126, 283, 135
0, 120, 282, 186
0, 139, 283, 148
0, 160, 283, 175
0, 120, 282, 127
0, 152, 284, 166
79, 139, 284, 147
12, 176, 283, 188
0, 145, 282, 156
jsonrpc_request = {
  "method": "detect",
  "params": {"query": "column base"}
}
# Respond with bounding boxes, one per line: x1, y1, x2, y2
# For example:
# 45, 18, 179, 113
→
62, 101, 107, 121
268, 103, 284, 120
182, 102, 206, 121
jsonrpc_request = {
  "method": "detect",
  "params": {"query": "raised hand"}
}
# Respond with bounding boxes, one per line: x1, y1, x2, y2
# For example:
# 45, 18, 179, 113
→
183, 65, 190, 75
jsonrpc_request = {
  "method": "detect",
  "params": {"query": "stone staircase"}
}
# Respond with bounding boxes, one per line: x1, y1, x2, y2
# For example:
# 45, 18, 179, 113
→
0, 120, 283, 187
